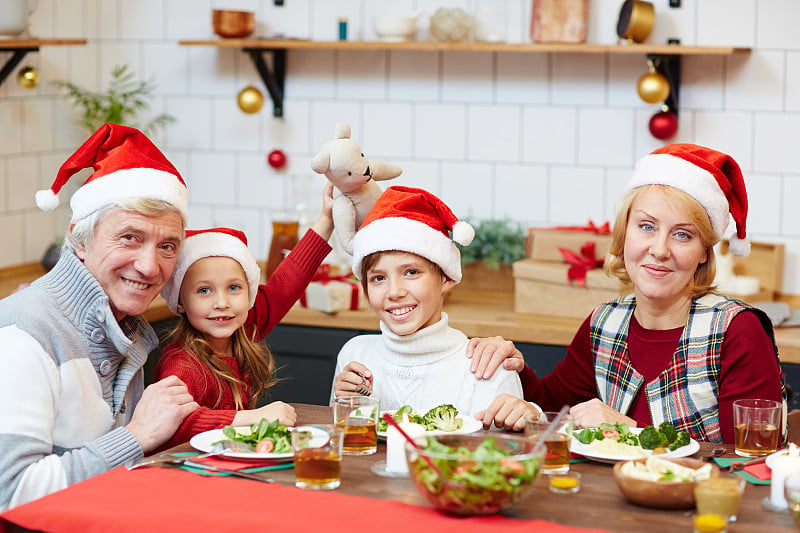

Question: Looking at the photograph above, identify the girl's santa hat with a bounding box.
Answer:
[36,122,188,221]
[161,227,261,314]
[352,186,475,283]
[628,143,750,257]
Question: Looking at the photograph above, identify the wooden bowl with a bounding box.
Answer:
[613,457,719,510]
[212,10,255,39]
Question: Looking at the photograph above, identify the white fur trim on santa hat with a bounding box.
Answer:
[69,167,189,221]
[161,232,261,315]
[352,217,464,283]
[628,153,730,239]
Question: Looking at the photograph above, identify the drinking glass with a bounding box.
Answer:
[292,425,343,490]
[333,396,380,456]
[524,411,574,474]
[732,399,781,457]
[784,474,800,528]
[694,474,746,522]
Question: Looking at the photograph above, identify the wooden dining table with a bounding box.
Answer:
[1,403,797,533]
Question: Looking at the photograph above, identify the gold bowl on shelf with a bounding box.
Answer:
[212,10,255,39]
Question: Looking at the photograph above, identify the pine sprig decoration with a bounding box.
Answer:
[457,218,527,269]
[54,65,175,136]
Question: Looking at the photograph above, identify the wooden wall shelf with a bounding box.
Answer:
[0,38,87,88]
[179,39,751,117]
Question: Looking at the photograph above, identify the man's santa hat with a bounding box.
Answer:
[628,143,750,257]
[161,227,261,314]
[36,123,188,221]
[352,186,475,283]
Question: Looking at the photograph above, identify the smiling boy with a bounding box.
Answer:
[330,186,523,416]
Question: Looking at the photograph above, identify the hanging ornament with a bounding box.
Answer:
[637,60,669,104]
[267,149,288,169]
[17,64,39,89]
[649,108,678,140]
[237,84,264,114]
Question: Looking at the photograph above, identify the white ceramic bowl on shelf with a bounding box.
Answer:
[373,15,418,42]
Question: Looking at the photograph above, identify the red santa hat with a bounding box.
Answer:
[352,186,475,283]
[627,143,750,257]
[161,227,261,314]
[36,123,188,221]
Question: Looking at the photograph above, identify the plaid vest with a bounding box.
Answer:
[590,293,781,443]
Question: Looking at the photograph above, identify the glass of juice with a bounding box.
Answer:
[524,411,574,474]
[292,425,343,490]
[694,474,746,522]
[732,398,781,457]
[333,396,380,456]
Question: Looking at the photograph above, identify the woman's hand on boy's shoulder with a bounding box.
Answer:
[466,336,525,379]
[333,361,373,398]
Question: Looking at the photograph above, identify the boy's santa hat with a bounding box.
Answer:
[36,122,188,221]
[161,227,261,314]
[352,186,475,283]
[628,143,750,257]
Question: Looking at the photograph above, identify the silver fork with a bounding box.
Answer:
[125,440,254,470]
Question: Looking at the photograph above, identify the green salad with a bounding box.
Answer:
[408,436,540,515]
[218,418,292,454]
[574,421,690,451]
[378,404,464,433]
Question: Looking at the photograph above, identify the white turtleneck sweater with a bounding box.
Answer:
[330,313,523,415]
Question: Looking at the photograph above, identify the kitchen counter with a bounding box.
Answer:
[4,262,800,363]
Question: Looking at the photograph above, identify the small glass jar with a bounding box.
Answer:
[548,471,580,494]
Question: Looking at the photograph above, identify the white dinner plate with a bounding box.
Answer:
[189,426,326,462]
[570,427,700,464]
[377,410,483,439]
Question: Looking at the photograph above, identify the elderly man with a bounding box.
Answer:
[0,124,200,510]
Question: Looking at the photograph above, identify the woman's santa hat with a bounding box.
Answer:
[161,227,261,314]
[627,143,750,257]
[36,122,188,221]
[352,186,475,283]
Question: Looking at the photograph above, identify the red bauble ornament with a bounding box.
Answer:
[267,149,287,169]
[648,110,678,140]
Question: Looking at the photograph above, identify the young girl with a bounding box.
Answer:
[155,185,334,447]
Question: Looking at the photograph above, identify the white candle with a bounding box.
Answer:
[770,443,800,509]
[386,422,426,473]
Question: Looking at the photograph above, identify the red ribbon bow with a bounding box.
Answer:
[557,241,604,287]
[550,220,611,234]
[300,264,360,310]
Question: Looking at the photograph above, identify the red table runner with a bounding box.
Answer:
[1,467,611,533]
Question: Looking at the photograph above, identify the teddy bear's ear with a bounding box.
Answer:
[311,151,330,174]
[333,122,351,139]
[369,160,403,181]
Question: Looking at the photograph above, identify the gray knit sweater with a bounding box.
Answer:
[0,248,151,510]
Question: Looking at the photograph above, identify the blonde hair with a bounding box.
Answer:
[604,184,718,299]
[167,319,276,409]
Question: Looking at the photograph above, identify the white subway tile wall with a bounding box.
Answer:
[2,0,800,295]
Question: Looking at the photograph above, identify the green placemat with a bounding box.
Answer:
[712,457,770,485]
[170,452,294,476]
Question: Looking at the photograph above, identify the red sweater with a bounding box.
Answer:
[155,229,331,447]
[519,309,783,443]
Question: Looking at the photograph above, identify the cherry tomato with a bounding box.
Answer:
[601,429,620,439]
[499,459,526,473]
[256,438,275,453]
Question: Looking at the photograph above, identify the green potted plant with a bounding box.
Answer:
[53,64,175,136]
[457,218,527,291]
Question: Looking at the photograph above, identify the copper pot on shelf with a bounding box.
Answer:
[212,9,255,39]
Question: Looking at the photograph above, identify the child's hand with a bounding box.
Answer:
[235,401,297,428]
[475,394,540,432]
[310,182,335,240]
[333,361,373,398]
[466,336,525,379]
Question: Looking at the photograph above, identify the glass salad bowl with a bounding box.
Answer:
[405,433,545,516]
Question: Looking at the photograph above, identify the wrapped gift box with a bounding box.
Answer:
[717,239,784,302]
[527,227,613,262]
[513,258,629,318]
[298,279,367,314]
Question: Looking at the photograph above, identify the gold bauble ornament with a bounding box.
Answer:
[17,64,39,89]
[637,69,670,104]
[237,84,264,114]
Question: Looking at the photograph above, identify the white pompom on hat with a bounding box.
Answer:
[161,227,261,314]
[352,186,475,283]
[627,143,750,257]
[36,123,188,221]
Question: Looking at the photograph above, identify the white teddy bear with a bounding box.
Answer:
[311,122,402,256]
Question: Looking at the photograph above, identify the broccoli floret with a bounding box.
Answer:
[638,425,668,450]
[658,422,679,444]
[668,431,691,451]
[423,403,463,432]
